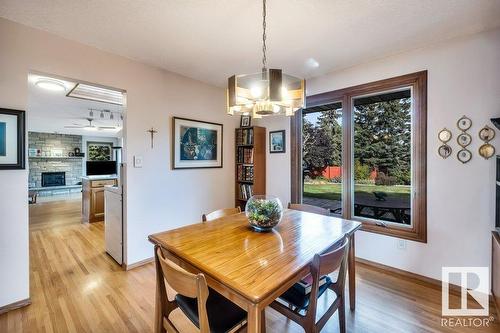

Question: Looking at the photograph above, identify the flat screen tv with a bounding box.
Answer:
[86,161,117,176]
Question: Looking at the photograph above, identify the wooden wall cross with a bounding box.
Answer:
[147,127,158,148]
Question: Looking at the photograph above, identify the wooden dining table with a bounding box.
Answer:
[148,209,361,333]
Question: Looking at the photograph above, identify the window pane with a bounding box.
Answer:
[302,103,343,215]
[353,89,412,225]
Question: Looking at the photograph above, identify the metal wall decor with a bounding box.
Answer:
[437,128,452,158]
[457,115,472,131]
[456,115,472,164]
[478,125,495,159]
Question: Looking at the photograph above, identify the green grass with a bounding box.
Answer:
[303,183,410,201]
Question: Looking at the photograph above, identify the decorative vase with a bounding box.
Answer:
[245,195,283,232]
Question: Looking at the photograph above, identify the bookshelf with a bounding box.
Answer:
[235,126,266,210]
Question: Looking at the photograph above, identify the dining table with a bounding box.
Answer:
[148,208,362,333]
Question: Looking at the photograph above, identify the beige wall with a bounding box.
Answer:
[0,18,238,307]
[265,28,500,282]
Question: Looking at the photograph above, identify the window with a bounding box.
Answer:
[87,142,113,161]
[291,71,427,242]
[302,102,343,216]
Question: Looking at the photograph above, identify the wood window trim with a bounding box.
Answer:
[291,71,427,243]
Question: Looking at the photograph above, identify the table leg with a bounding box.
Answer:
[261,308,266,333]
[247,303,264,333]
[348,232,356,311]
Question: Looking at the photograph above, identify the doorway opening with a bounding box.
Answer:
[27,72,126,266]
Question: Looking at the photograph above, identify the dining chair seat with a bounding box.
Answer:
[176,288,247,333]
[279,276,333,310]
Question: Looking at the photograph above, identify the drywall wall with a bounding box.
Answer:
[266,28,500,281]
[0,18,238,307]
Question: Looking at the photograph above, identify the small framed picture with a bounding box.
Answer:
[0,108,25,169]
[240,115,251,128]
[269,130,286,153]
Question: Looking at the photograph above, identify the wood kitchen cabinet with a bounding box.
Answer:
[82,177,117,223]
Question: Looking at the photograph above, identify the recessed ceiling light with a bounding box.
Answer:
[35,79,67,92]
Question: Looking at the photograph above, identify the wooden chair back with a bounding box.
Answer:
[270,236,350,333]
[288,203,330,216]
[155,246,211,333]
[308,236,349,332]
[202,207,241,222]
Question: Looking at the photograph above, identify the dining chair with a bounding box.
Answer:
[288,203,330,216]
[270,237,349,333]
[154,245,247,333]
[202,207,241,222]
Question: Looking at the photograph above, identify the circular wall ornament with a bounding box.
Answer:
[457,116,472,131]
[457,149,472,164]
[479,125,495,143]
[479,143,495,159]
[438,128,452,143]
[457,132,472,147]
[438,144,452,159]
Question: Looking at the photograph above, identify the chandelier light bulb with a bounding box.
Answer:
[250,86,262,98]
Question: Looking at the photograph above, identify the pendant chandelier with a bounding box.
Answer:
[227,0,305,118]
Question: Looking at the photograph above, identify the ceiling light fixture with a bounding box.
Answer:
[227,0,305,118]
[35,78,67,92]
[67,83,125,105]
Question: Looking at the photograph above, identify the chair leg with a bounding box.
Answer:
[338,295,346,333]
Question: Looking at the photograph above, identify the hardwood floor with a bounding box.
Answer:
[0,199,498,332]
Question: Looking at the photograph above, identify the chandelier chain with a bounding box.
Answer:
[262,0,267,71]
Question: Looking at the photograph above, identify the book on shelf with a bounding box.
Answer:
[238,184,253,200]
[237,165,254,182]
[236,128,254,145]
[292,274,329,295]
[237,147,254,164]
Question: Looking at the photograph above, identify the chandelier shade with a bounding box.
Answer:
[227,69,305,118]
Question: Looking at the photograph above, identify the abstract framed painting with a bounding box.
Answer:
[0,108,25,170]
[172,117,223,169]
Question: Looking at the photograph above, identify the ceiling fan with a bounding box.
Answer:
[64,118,117,130]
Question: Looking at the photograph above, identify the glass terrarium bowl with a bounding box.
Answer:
[245,195,283,232]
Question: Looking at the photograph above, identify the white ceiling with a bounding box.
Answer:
[2,1,500,87]
[27,74,124,137]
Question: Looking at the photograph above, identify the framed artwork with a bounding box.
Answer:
[0,108,25,170]
[87,142,113,161]
[172,117,223,169]
[269,130,286,153]
[240,115,251,127]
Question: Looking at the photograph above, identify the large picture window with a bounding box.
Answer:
[291,71,427,242]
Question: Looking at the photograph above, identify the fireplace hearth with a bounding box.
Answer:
[41,172,66,187]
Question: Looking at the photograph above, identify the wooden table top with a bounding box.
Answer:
[149,209,361,303]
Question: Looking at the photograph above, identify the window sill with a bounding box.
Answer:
[356,218,427,243]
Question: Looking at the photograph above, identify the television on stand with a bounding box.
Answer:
[86,160,117,176]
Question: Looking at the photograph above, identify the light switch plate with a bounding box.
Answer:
[134,155,143,168]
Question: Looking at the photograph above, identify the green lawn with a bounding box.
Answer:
[303,183,410,201]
